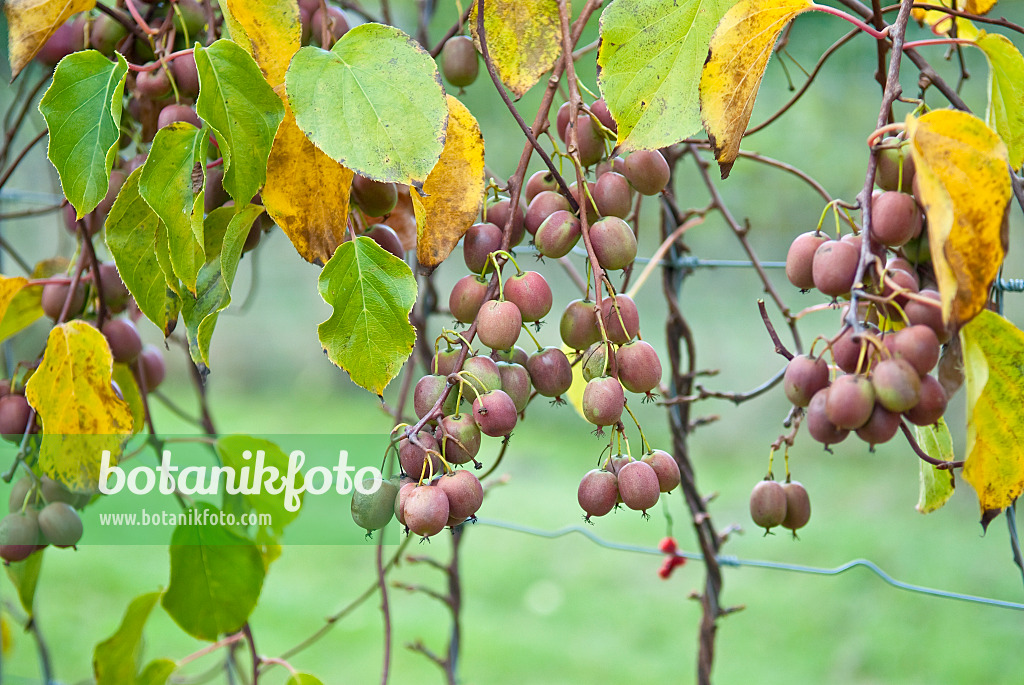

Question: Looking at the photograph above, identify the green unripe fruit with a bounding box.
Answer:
[0,512,40,562]
[351,477,399,533]
[441,35,479,88]
[38,501,82,547]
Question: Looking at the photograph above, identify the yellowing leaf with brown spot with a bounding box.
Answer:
[469,0,560,99]
[699,0,814,178]
[223,0,300,90]
[411,95,485,270]
[961,310,1024,529]
[263,112,354,265]
[4,0,95,80]
[25,321,133,493]
[906,110,1010,327]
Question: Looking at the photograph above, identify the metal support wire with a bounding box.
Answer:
[474,518,1024,612]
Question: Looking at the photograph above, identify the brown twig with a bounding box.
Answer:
[0,128,48,192]
[429,5,474,57]
[759,300,795,361]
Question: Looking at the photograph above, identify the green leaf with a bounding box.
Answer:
[318,236,417,396]
[93,591,161,685]
[4,549,43,613]
[195,39,286,203]
[976,31,1024,170]
[137,659,176,685]
[286,675,325,685]
[598,0,734,151]
[215,435,301,537]
[139,124,208,295]
[960,310,1024,529]
[38,50,128,218]
[285,23,447,188]
[179,205,263,368]
[161,502,265,641]
[105,167,182,336]
[0,285,43,344]
[916,418,955,514]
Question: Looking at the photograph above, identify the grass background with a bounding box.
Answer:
[2,1,1024,683]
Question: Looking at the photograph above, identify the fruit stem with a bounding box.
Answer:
[766,446,775,482]
[623,401,651,454]
[520,324,543,352]
[491,249,522,276]
[453,374,483,403]
[487,253,507,299]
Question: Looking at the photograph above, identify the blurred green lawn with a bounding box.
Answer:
[3,2,1024,684]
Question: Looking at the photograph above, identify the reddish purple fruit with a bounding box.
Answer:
[876,138,916,192]
[496,361,531,413]
[904,290,951,344]
[414,374,457,418]
[136,345,166,391]
[171,52,200,97]
[601,294,640,344]
[616,340,662,395]
[476,300,523,351]
[534,209,581,258]
[871,191,922,247]
[102,318,143,364]
[590,216,637,271]
[562,114,605,167]
[890,325,940,376]
[98,262,130,313]
[871,359,921,413]
[905,374,947,426]
[591,98,616,133]
[525,347,572,399]
[157,104,201,130]
[812,239,859,297]
[437,470,483,519]
[526,170,558,203]
[403,485,450,538]
[438,413,482,464]
[560,299,601,350]
[578,469,618,520]
[311,6,350,44]
[749,480,787,531]
[485,198,525,247]
[641,449,680,493]
[623,150,670,196]
[365,224,405,259]
[431,347,460,376]
[503,271,552,322]
[783,355,829,407]
[781,481,811,532]
[806,388,849,445]
[617,460,660,512]
[0,513,40,562]
[786,232,827,290]
[449,275,489,324]
[135,65,172,100]
[463,222,503,273]
[582,376,624,427]
[38,502,82,547]
[525,190,572,235]
[399,431,442,480]
[352,175,398,217]
[825,374,876,430]
[41,281,86,321]
[594,171,632,219]
[472,390,518,436]
[855,403,901,445]
[0,395,32,441]
[462,355,502,394]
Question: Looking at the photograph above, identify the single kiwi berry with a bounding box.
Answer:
[781,481,811,533]
[525,347,572,399]
[785,232,827,290]
[562,114,604,168]
[641,449,681,493]
[503,271,553,322]
[616,460,660,512]
[0,395,32,441]
[871,359,921,413]
[472,389,518,437]
[594,171,632,219]
[102,318,143,364]
[352,175,398,217]
[525,190,572,235]
[431,347,460,376]
[438,412,482,464]
[871,191,922,247]
[825,374,875,430]
[569,181,599,223]
[622,150,670,196]
[97,262,131,313]
[476,300,523,351]
[36,19,86,66]
[399,431,442,480]
[855,403,901,446]
[832,326,879,374]
[560,299,601,350]
[365,224,405,260]
[157,104,201,130]
[556,102,572,143]
[492,345,529,367]
[534,209,581,258]
[749,480,787,531]
[394,481,417,526]
[0,512,40,562]
[462,355,502,394]
[8,477,40,513]
[806,388,849,445]
[616,340,662,395]
[136,345,166,391]
[590,216,637,271]
[41,281,86,321]
[904,290,951,344]
[38,497,82,544]
[351,477,398,533]
[578,469,618,520]
[581,342,610,383]
[90,13,128,55]
[812,239,859,297]
[462,221,502,273]
[437,470,483,519]
[904,374,947,426]
[783,354,829,407]
[171,52,201,96]
[890,324,940,376]
[582,376,625,427]
[449,274,489,324]
[525,170,558,203]
[403,485,450,538]
[485,198,525,247]
[601,294,640,344]
[413,374,458,419]
[590,98,617,132]
[876,137,916,192]
[496,361,531,413]
[441,35,479,87]
[134,65,172,100]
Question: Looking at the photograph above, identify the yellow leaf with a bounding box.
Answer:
[469,0,561,99]
[25,321,133,493]
[906,110,1011,327]
[412,95,485,270]
[263,112,354,265]
[961,310,1024,528]
[0,276,30,325]
[563,345,587,424]
[4,0,95,79]
[975,31,1024,169]
[699,0,814,178]
[112,363,145,436]
[967,0,997,13]
[223,0,300,90]
[916,418,955,514]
